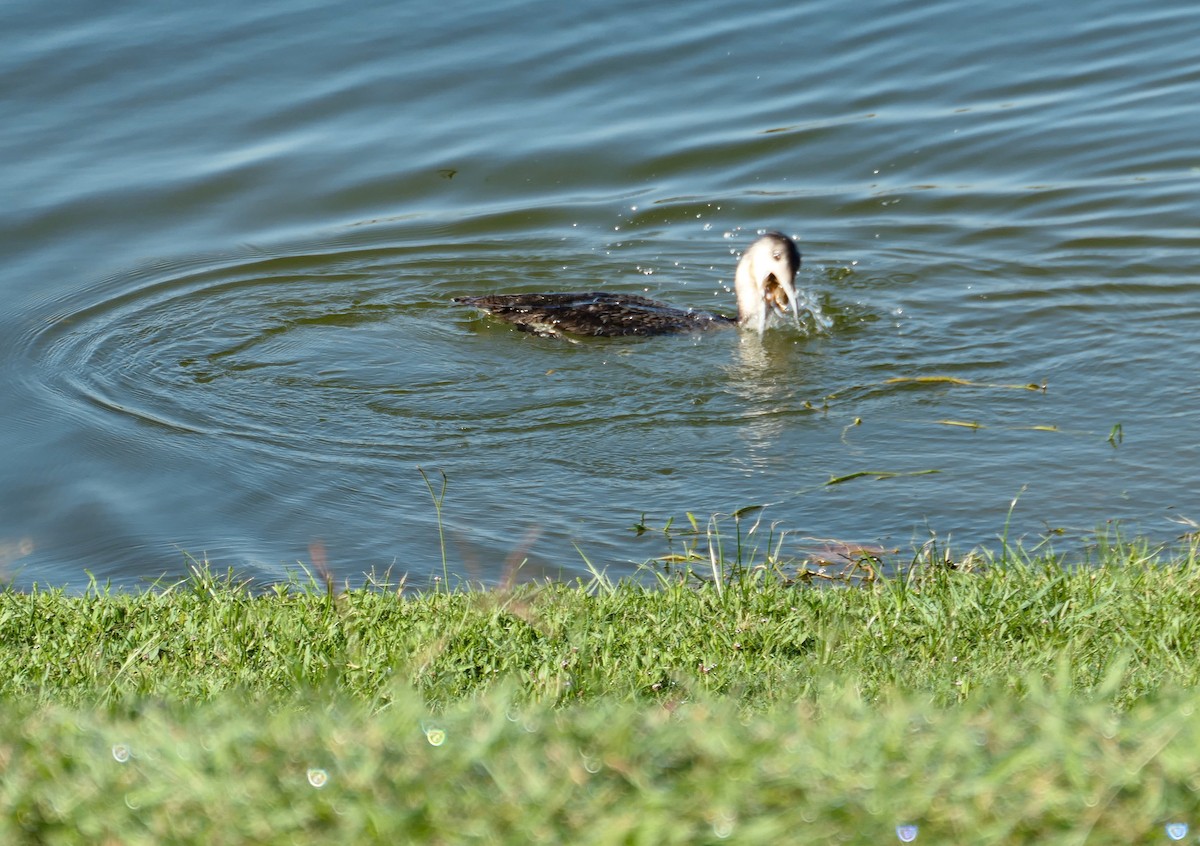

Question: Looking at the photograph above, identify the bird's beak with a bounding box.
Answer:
[762,271,803,331]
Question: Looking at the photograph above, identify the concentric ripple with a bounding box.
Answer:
[24,226,841,477]
[28,244,487,465]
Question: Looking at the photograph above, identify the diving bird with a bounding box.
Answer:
[455,232,803,338]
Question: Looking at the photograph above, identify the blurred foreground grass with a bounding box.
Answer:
[4,536,1200,843]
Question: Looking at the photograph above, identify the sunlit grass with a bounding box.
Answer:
[3,532,1200,842]
[4,671,1200,843]
[4,533,1200,709]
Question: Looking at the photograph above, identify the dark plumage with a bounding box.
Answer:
[454,291,735,337]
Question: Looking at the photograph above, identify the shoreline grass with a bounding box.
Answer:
[4,534,1200,842]
[5,534,1199,709]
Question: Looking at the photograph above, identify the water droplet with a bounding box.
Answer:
[896,823,919,842]
[112,744,131,763]
[307,768,329,788]
[712,811,736,839]
[1166,823,1189,841]
[424,725,446,746]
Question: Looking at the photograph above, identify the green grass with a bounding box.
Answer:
[5,678,1200,844]
[4,534,1200,842]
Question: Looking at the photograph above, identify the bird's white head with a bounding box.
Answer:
[733,232,803,334]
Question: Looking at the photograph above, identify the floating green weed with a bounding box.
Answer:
[825,468,940,485]
[824,374,1047,403]
[883,375,1045,390]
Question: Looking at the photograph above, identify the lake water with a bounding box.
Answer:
[4,0,1200,588]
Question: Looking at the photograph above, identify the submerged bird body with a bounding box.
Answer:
[454,291,735,337]
[456,232,803,339]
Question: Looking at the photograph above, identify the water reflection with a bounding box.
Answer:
[725,334,814,472]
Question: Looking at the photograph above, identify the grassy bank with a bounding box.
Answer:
[4,536,1200,842]
[6,678,1200,844]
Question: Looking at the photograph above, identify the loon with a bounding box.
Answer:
[455,232,803,338]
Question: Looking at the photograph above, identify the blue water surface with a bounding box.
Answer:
[2,0,1199,586]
